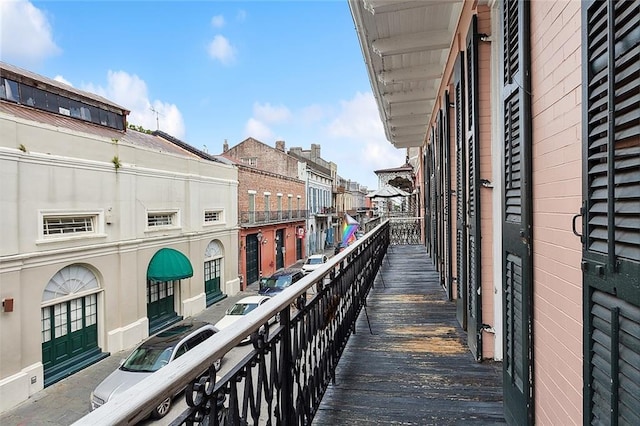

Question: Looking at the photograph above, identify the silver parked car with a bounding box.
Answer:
[90,320,221,419]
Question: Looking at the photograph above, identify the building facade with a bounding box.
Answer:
[289,145,336,253]
[222,138,307,285]
[0,62,239,412]
[351,1,639,425]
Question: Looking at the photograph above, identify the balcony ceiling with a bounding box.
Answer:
[349,0,463,148]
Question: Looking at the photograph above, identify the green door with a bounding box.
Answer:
[276,229,285,269]
[42,294,101,386]
[204,258,222,306]
[147,280,179,334]
[246,234,259,285]
[582,1,640,423]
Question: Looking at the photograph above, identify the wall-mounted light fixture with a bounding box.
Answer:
[479,33,492,42]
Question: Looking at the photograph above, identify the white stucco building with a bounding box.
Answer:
[0,62,239,412]
[289,145,335,254]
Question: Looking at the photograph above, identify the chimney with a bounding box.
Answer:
[311,143,320,160]
[275,140,285,151]
[223,139,229,152]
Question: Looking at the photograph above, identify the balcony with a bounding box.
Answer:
[239,210,308,226]
[76,221,503,425]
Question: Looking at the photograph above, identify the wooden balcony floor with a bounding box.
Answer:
[313,244,505,425]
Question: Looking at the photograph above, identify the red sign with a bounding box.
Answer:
[296,227,305,239]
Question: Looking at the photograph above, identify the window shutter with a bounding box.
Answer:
[583,1,640,424]
[501,1,534,424]
[454,52,468,329]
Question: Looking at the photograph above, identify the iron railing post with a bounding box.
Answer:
[279,306,295,425]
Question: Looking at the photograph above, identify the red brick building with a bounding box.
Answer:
[222,138,307,288]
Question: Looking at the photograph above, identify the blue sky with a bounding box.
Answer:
[1,0,406,189]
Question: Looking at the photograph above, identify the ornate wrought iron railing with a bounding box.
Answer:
[239,210,308,226]
[74,221,390,426]
[388,216,422,245]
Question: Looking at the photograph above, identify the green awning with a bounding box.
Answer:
[147,248,193,281]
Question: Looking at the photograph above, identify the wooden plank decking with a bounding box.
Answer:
[313,245,505,425]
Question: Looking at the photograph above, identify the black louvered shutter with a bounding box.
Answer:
[436,110,445,285]
[502,1,534,424]
[466,15,482,361]
[429,134,438,262]
[583,1,640,424]
[424,149,430,249]
[443,94,453,300]
[454,52,468,329]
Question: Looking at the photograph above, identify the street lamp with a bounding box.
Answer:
[256,230,263,279]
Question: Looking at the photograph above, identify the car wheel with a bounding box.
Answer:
[152,396,172,419]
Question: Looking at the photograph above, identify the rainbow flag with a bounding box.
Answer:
[341,214,359,246]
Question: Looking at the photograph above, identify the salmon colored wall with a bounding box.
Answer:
[475,6,496,359]
[425,4,497,359]
[239,223,304,289]
[530,1,583,423]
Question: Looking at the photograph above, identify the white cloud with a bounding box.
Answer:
[253,102,291,124]
[299,104,327,125]
[326,92,383,139]
[244,118,274,142]
[82,70,185,139]
[53,75,72,86]
[0,0,61,65]
[207,35,236,65]
[325,92,405,187]
[236,10,247,22]
[211,15,225,28]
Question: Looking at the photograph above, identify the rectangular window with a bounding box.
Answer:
[70,299,82,332]
[54,303,68,338]
[242,157,257,166]
[277,194,283,219]
[204,261,212,280]
[42,308,51,343]
[43,215,95,236]
[249,192,256,223]
[85,294,97,326]
[147,211,177,228]
[0,78,18,102]
[148,280,159,303]
[204,210,222,223]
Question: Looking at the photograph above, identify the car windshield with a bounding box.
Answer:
[264,276,292,289]
[120,346,172,373]
[228,302,259,315]
[306,258,324,265]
